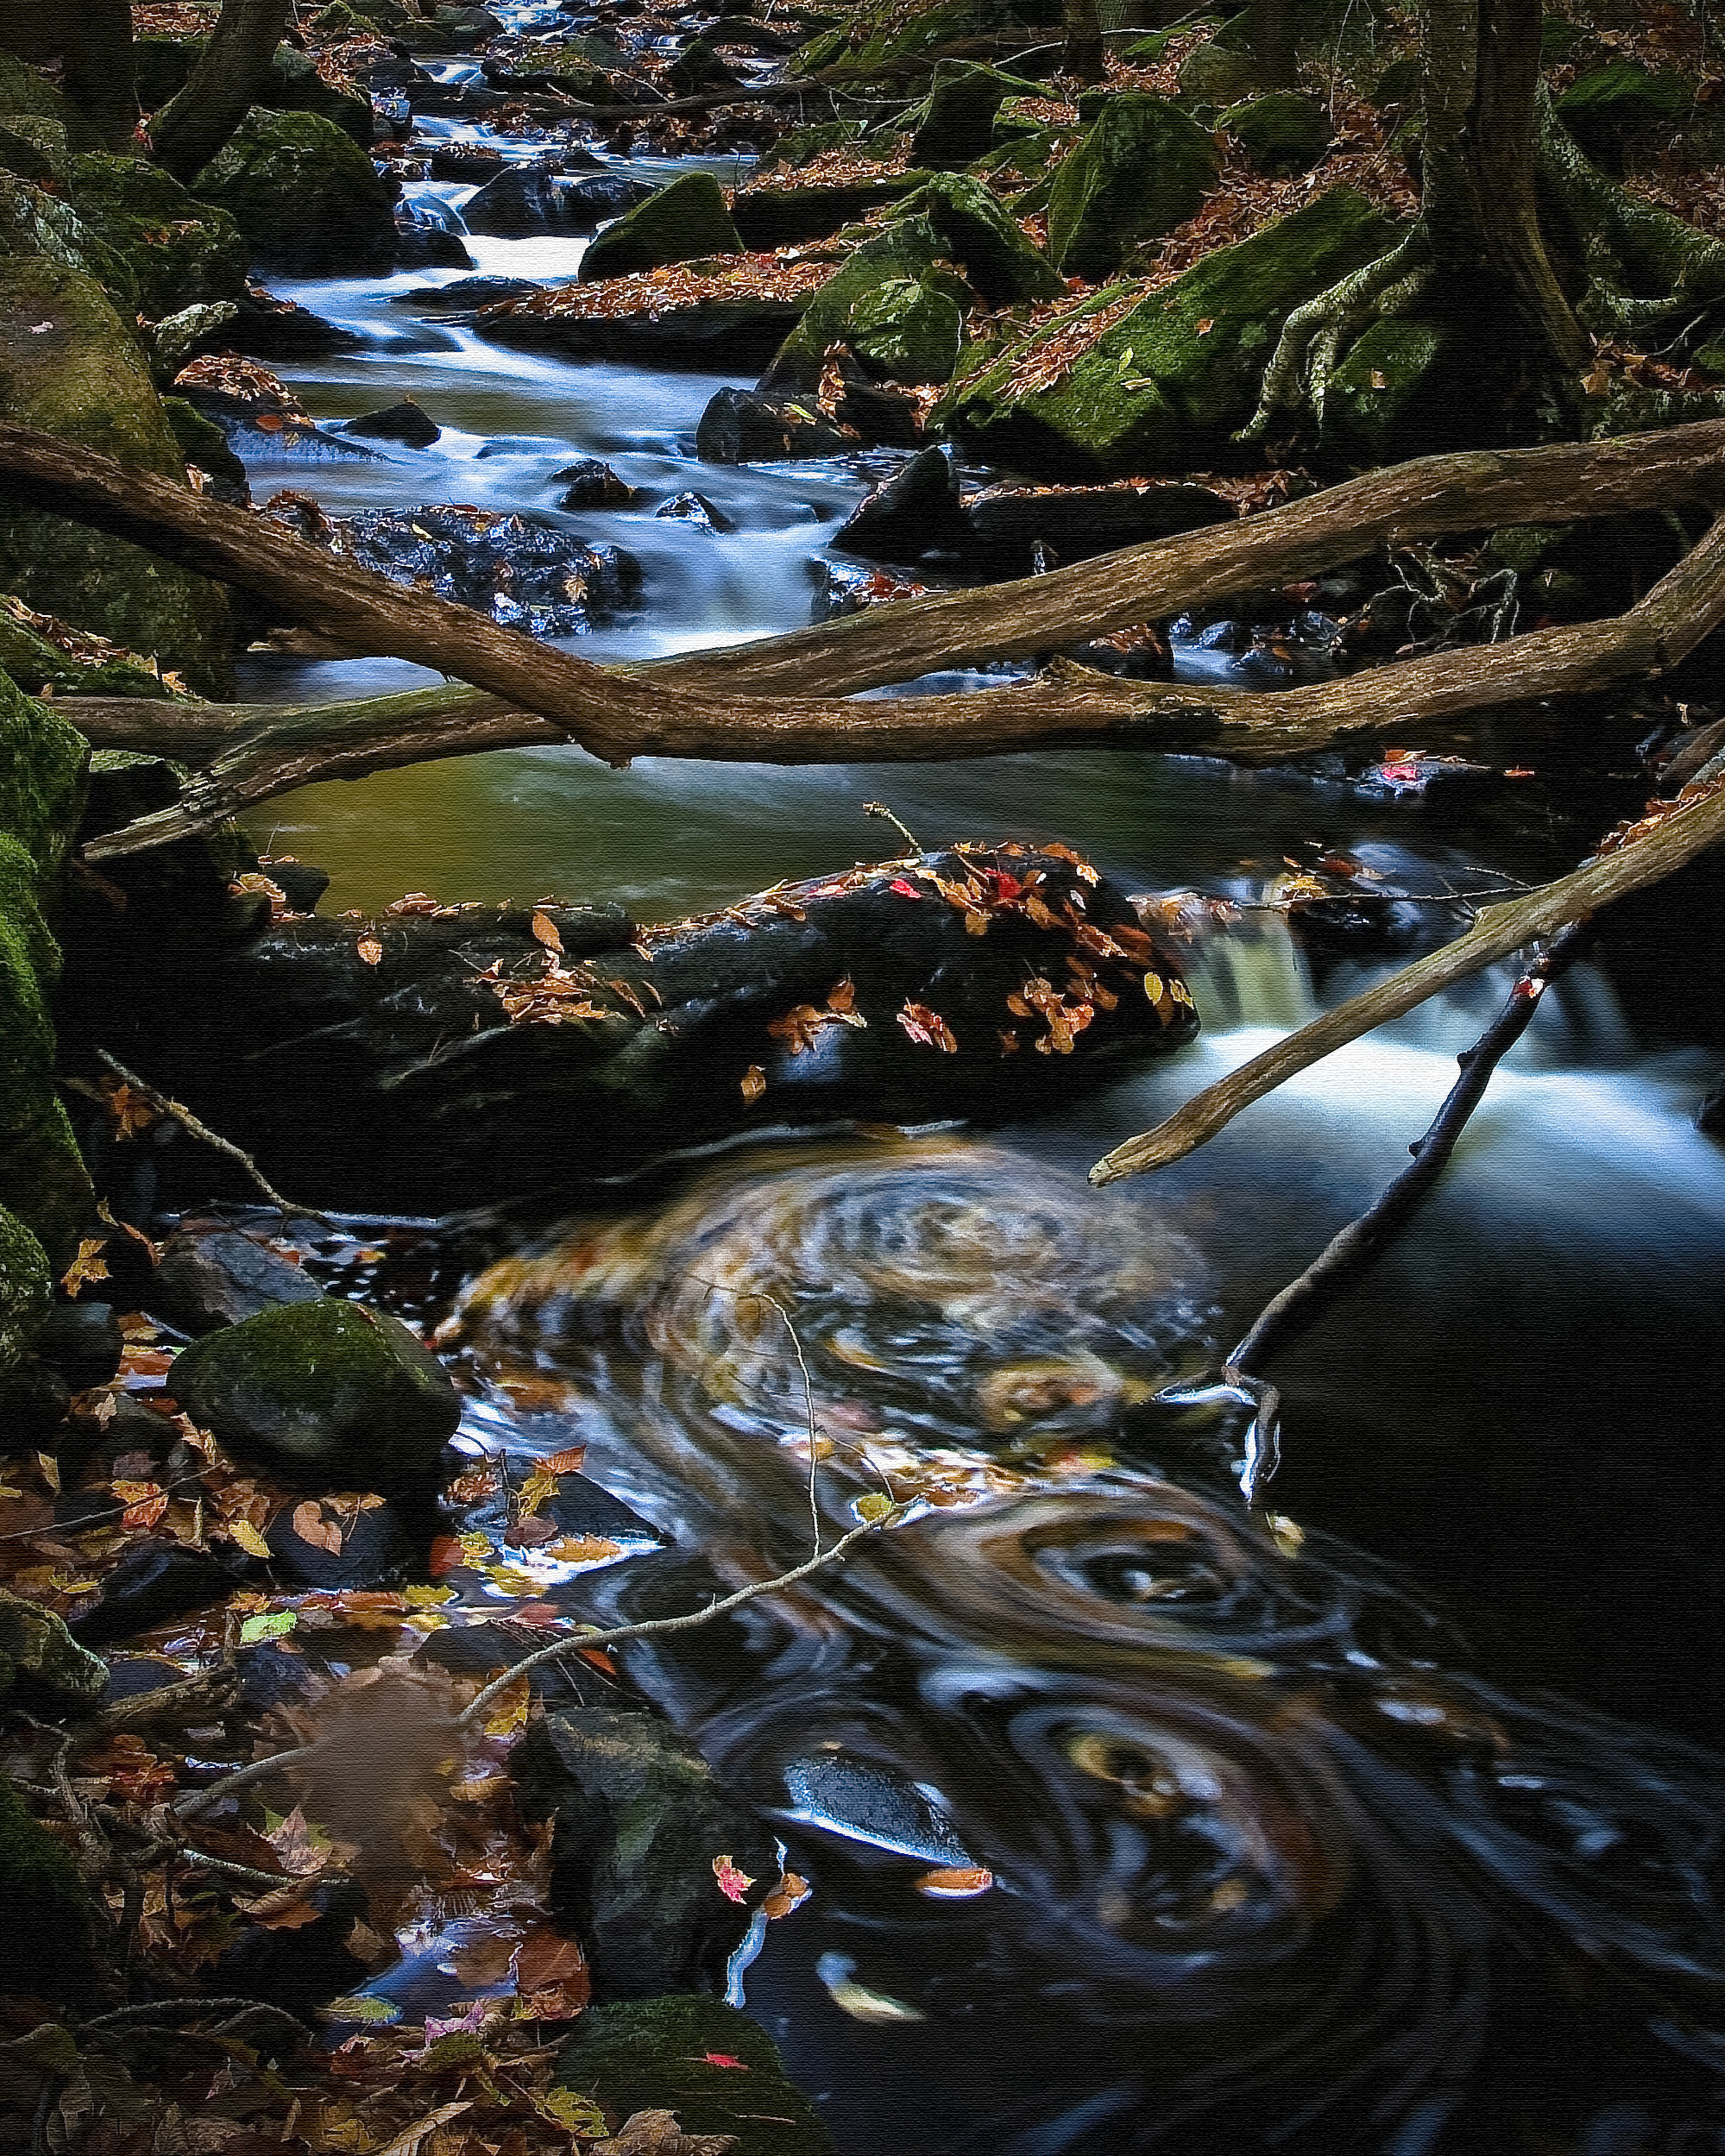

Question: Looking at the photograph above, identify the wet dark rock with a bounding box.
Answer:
[228,285,367,358]
[555,1997,836,2156]
[269,859,332,914]
[393,218,474,270]
[551,456,642,508]
[961,477,1234,573]
[162,394,252,506]
[0,1357,70,1448]
[211,1876,375,2016]
[1067,621,1174,679]
[664,38,746,94]
[694,384,849,462]
[167,1299,462,1509]
[513,1707,783,1999]
[394,273,545,312]
[710,13,800,52]
[908,59,1047,167]
[154,1222,327,1334]
[0,1588,106,1708]
[1698,1073,1725,1139]
[730,168,927,249]
[340,398,443,447]
[561,171,658,228]
[538,1473,666,1547]
[56,1391,177,1491]
[578,170,743,281]
[264,1491,419,1590]
[427,143,508,184]
[71,1543,252,1647]
[463,162,651,236]
[829,367,929,447]
[654,488,734,533]
[834,445,970,562]
[35,1298,123,1390]
[262,500,642,633]
[415,1616,615,1713]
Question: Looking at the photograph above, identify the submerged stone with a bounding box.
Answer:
[556,1996,835,2156]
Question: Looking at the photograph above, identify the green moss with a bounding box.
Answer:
[0,52,97,152]
[848,270,967,380]
[0,672,88,877]
[192,109,398,276]
[1047,94,1219,281]
[0,1199,51,1375]
[68,154,249,320]
[0,173,140,312]
[1219,91,1333,175]
[557,1997,834,2156]
[936,185,1399,475]
[0,1774,95,1999]
[579,172,744,283]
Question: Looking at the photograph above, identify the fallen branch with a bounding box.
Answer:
[93,1049,330,1223]
[1196,921,1590,1500]
[71,505,1725,858]
[1091,772,1725,1184]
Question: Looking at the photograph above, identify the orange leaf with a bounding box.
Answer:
[291,1499,346,1556]
[896,1001,958,1053]
[740,1064,766,1103]
[538,1443,588,1476]
[914,1864,994,1898]
[356,936,382,966]
[532,909,563,952]
[514,1926,588,1998]
[1195,317,1213,335]
[60,1238,110,1298]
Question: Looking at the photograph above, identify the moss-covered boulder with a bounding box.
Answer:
[0,595,176,699]
[0,1590,106,1709]
[68,154,249,320]
[0,50,98,154]
[1175,29,1263,104]
[557,1997,835,2156]
[764,173,1060,392]
[577,171,743,283]
[906,60,1047,167]
[1557,62,1689,171]
[193,110,398,277]
[1220,91,1333,174]
[847,268,968,381]
[0,1198,51,1375]
[0,1775,95,2001]
[937,185,1400,477]
[1047,93,1218,282]
[1319,314,1508,463]
[0,173,140,311]
[0,118,67,185]
[262,46,376,148]
[797,0,990,74]
[0,257,234,693]
[167,1298,462,1508]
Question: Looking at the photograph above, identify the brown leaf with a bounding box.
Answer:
[60,1237,111,1297]
[292,1499,346,1556]
[896,1002,958,1053]
[740,1064,766,1103]
[538,1443,588,1476]
[356,936,383,967]
[531,909,563,953]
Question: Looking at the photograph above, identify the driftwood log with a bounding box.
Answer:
[0,417,1720,855]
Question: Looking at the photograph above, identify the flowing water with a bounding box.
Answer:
[223,92,1725,2151]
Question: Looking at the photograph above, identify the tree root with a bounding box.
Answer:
[1090,764,1725,1185]
[1240,226,1436,443]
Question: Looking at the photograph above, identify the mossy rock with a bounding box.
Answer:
[0,51,98,153]
[0,1198,51,1376]
[0,173,140,311]
[848,269,967,380]
[0,1590,105,1708]
[936,185,1400,476]
[168,1298,462,1505]
[764,120,865,168]
[1176,35,1263,104]
[193,109,399,277]
[0,1775,95,2000]
[1557,63,1690,170]
[1219,91,1333,174]
[0,118,68,185]
[578,172,743,282]
[1047,93,1218,281]
[905,60,1048,166]
[796,0,979,73]
[262,46,376,148]
[0,257,234,695]
[1319,314,1534,462]
[557,1996,835,2156]
[68,154,249,320]
[0,597,179,700]
[161,394,249,500]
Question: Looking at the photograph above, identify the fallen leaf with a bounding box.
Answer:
[712,1854,753,1903]
[896,1001,958,1053]
[61,1238,110,1297]
[913,1864,994,1897]
[375,2101,471,2156]
[239,1610,299,1645]
[538,1443,587,1476]
[228,1518,273,1561]
[700,2053,746,2070]
[740,1064,766,1103]
[531,909,563,953]
[292,1499,346,1556]
[356,936,383,966]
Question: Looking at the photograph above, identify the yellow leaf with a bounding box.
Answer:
[482,1673,531,1739]
[229,1518,273,1560]
[60,1238,110,1297]
[1195,317,1213,335]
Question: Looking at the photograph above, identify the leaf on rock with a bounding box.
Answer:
[229,1518,274,1561]
[538,1443,588,1476]
[61,1238,111,1298]
[531,910,563,953]
[357,936,383,966]
[740,1064,766,1103]
[293,1499,347,1556]
[711,1853,753,1903]
[239,1609,299,1645]
[896,1002,958,1053]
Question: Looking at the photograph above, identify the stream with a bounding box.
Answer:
[204,60,1725,2152]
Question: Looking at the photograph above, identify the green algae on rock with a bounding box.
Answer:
[578,172,744,284]
[67,153,249,321]
[193,109,398,277]
[0,1774,95,2001]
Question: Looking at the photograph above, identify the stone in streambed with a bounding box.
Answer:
[833,443,969,560]
[577,170,743,282]
[341,398,442,447]
[167,1298,462,1507]
[513,1707,783,2000]
[154,1221,327,1334]
[65,154,249,319]
[463,165,651,237]
[655,489,734,533]
[556,1996,835,2156]
[551,456,644,508]
[695,384,850,462]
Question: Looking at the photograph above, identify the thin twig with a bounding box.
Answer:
[92,1050,331,1226]
[455,1512,899,1732]
[863,801,923,857]
[1166,923,1591,1501]
[173,1742,322,1819]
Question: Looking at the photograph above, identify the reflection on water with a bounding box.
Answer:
[440,1128,1725,2152]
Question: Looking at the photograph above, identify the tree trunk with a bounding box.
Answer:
[1420,0,1588,368]
[1062,0,1106,83]
[0,3,137,151]
[148,0,294,185]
